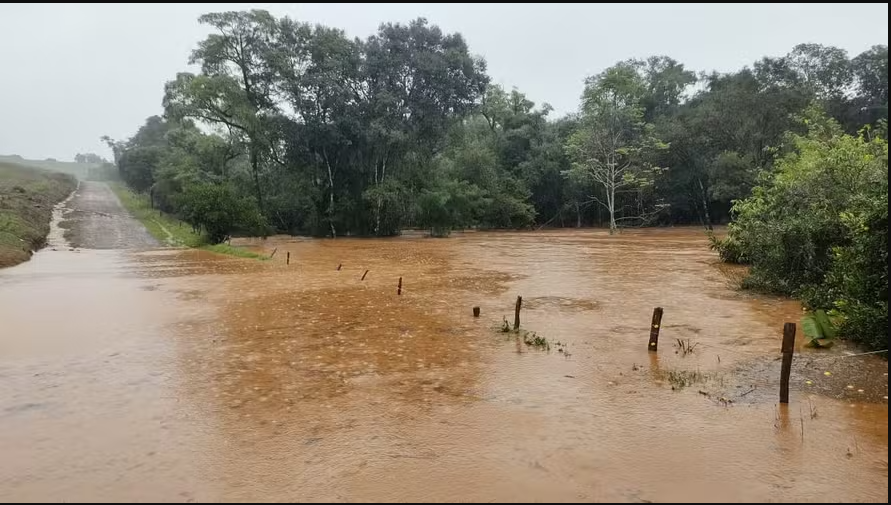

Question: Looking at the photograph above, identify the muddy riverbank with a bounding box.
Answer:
[1,228,886,502]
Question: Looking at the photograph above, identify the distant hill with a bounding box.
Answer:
[0,154,104,180]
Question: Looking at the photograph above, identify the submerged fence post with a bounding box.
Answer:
[648,307,664,351]
[473,306,481,318]
[337,263,342,271]
[361,270,369,281]
[514,296,523,331]
[269,248,277,259]
[397,277,402,295]
[286,251,290,265]
[780,322,796,404]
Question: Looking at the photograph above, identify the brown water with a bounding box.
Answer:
[1,229,887,502]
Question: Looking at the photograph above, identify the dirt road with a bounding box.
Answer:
[61,181,157,249]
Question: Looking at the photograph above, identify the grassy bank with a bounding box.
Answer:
[0,162,77,268]
[110,183,267,260]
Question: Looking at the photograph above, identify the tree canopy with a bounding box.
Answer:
[108,11,886,244]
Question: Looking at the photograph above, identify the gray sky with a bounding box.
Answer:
[1,3,887,161]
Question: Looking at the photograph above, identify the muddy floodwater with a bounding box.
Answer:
[1,227,887,502]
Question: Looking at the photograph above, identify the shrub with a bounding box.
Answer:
[714,111,888,350]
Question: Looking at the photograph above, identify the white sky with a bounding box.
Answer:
[0,3,887,160]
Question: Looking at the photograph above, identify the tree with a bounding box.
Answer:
[851,45,889,127]
[273,22,361,237]
[164,10,281,215]
[359,17,489,235]
[564,63,667,233]
[638,56,697,121]
[110,116,179,192]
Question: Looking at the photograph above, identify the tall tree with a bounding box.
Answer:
[164,10,281,215]
[851,45,889,127]
[564,63,667,234]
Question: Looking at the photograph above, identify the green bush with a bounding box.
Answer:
[177,183,267,243]
[416,179,487,237]
[825,177,888,350]
[714,112,888,350]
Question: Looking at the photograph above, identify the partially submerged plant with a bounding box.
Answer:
[522,331,550,352]
[675,338,699,356]
[661,368,713,390]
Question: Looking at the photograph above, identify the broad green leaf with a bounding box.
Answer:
[801,313,823,342]
[814,309,837,339]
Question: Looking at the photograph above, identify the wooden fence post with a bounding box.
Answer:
[473,306,481,318]
[648,307,664,351]
[361,270,369,281]
[397,277,403,295]
[286,251,290,265]
[269,248,277,259]
[514,296,523,331]
[780,322,796,404]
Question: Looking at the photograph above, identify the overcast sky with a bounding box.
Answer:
[0,3,887,161]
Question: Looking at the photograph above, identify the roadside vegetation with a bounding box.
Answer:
[110,183,267,260]
[0,161,76,268]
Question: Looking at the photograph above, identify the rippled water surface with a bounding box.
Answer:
[1,229,887,502]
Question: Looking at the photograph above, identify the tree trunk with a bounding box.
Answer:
[575,201,581,228]
[250,146,264,216]
[697,178,713,231]
[374,154,387,236]
[323,150,337,238]
[608,182,617,235]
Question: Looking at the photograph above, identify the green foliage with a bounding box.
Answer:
[714,111,888,350]
[824,167,888,350]
[814,309,838,340]
[802,313,823,341]
[113,9,886,243]
[802,310,836,348]
[416,179,486,237]
[177,183,266,243]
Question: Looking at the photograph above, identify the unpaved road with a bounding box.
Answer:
[61,181,157,249]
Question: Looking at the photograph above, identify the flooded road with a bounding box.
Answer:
[1,228,887,502]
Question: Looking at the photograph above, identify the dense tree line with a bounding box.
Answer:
[107,10,887,240]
